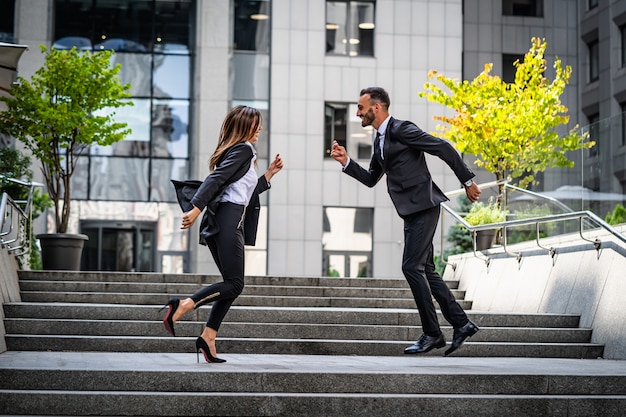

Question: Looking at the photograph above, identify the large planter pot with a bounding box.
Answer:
[475,229,497,251]
[37,233,89,271]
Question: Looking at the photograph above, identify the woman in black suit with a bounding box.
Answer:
[162,105,283,363]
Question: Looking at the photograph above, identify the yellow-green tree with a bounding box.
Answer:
[420,37,593,193]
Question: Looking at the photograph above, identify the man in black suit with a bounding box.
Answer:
[330,86,482,356]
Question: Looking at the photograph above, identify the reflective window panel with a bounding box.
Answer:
[326,1,375,57]
[89,157,150,201]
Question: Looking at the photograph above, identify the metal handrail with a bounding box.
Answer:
[0,176,44,257]
[439,180,626,268]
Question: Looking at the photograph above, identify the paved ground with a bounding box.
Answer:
[2,351,626,376]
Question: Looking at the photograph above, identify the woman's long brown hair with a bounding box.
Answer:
[209,105,261,170]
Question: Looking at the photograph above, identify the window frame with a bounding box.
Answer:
[325,0,376,57]
[322,206,374,278]
[324,101,375,160]
[588,113,600,157]
[588,39,599,83]
[502,0,543,17]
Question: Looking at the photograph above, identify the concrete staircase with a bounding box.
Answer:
[1,270,625,416]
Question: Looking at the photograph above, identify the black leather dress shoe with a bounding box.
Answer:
[444,320,479,356]
[404,333,446,354]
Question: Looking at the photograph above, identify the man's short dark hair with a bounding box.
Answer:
[360,87,390,110]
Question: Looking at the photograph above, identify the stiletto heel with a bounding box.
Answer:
[159,299,180,337]
[195,337,226,363]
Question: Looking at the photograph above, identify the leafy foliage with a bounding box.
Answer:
[464,197,508,226]
[605,203,626,225]
[0,45,132,233]
[419,37,593,191]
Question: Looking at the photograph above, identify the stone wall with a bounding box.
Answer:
[0,248,21,353]
[445,225,626,359]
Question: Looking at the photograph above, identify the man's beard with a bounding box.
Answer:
[360,109,374,127]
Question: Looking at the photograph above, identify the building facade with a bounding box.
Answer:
[3,0,624,278]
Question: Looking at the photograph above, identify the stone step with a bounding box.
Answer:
[17,270,430,288]
[4,318,594,343]
[4,334,604,358]
[2,268,615,416]
[4,390,624,417]
[3,303,583,328]
[0,352,624,416]
[3,352,624,395]
[20,279,455,299]
[18,291,472,309]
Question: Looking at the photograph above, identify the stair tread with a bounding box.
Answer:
[0,351,622,375]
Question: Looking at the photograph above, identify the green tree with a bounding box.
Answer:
[419,37,593,199]
[0,45,132,233]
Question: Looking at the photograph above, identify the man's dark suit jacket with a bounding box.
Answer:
[344,117,474,217]
[171,143,270,246]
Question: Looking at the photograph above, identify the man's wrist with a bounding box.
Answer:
[463,178,474,187]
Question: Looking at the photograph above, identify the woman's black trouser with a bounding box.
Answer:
[190,202,246,331]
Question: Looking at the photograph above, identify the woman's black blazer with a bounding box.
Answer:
[172,143,270,246]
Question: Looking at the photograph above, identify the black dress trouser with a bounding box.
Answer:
[190,202,246,331]
[401,205,469,335]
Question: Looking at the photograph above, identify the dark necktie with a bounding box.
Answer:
[375,131,384,160]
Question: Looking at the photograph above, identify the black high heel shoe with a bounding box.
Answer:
[159,299,180,337]
[196,337,226,363]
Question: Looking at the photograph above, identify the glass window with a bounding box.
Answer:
[621,25,626,68]
[502,54,523,83]
[89,157,150,201]
[588,113,600,157]
[153,54,190,99]
[53,0,194,205]
[152,99,189,158]
[326,1,375,57]
[324,102,374,159]
[588,40,599,82]
[54,0,193,53]
[153,1,192,54]
[150,158,189,202]
[234,0,270,52]
[0,0,15,43]
[502,0,543,17]
[588,0,598,10]
[113,53,152,97]
[70,156,89,200]
[232,53,270,101]
[90,99,151,158]
[621,103,626,146]
[322,207,373,277]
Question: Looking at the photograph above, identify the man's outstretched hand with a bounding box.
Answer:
[329,140,348,166]
[465,181,481,202]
